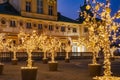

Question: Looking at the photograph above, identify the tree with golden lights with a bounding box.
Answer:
[37,34,51,63]
[18,30,39,68]
[48,36,61,63]
[64,38,72,62]
[80,0,120,79]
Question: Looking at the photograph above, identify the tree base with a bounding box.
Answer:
[88,64,102,76]
[65,58,70,63]
[0,63,4,75]
[48,61,58,71]
[26,60,34,66]
[12,59,18,65]
[96,57,100,62]
[42,58,48,64]
[110,57,115,61]
[21,67,38,80]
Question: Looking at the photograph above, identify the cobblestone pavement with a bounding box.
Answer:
[0,59,120,80]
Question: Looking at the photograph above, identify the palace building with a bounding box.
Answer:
[0,0,89,54]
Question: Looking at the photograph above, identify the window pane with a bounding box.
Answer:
[26,2,31,12]
[48,5,53,15]
[84,27,88,32]
[10,20,16,27]
[38,24,42,29]
[73,28,77,33]
[37,0,43,14]
[49,25,53,31]
[26,23,32,29]
[61,27,65,32]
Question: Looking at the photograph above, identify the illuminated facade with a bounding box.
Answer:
[0,0,89,53]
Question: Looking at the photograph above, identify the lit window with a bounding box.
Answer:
[38,24,42,29]
[26,23,32,29]
[61,27,65,32]
[26,1,31,12]
[10,20,16,27]
[48,5,53,15]
[37,0,43,14]
[49,25,53,31]
[73,28,77,33]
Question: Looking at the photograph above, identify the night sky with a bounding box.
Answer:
[58,0,120,22]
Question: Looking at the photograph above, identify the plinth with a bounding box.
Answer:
[12,59,18,65]
[88,64,102,76]
[42,58,48,64]
[65,58,70,63]
[96,57,100,62]
[0,63,4,75]
[110,57,115,61]
[21,67,38,80]
[48,61,58,71]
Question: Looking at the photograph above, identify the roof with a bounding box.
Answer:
[0,2,78,24]
[57,12,79,23]
[0,2,20,15]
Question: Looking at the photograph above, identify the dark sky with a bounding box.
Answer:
[58,0,120,21]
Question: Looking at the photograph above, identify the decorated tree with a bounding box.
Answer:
[37,34,51,63]
[80,0,120,79]
[64,38,72,62]
[7,40,22,65]
[48,36,61,62]
[18,30,39,68]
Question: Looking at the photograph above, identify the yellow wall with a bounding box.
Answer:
[21,0,57,21]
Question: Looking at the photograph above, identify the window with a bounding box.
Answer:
[1,19,6,24]
[56,26,59,29]
[84,27,88,32]
[48,5,53,15]
[68,27,71,30]
[38,24,42,29]
[44,25,48,28]
[26,23,32,29]
[37,0,43,14]
[19,21,23,26]
[49,25,53,31]
[61,27,65,32]
[73,28,77,33]
[26,1,31,12]
[12,40,16,45]
[10,20,16,27]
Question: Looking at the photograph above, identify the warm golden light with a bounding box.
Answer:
[80,0,120,79]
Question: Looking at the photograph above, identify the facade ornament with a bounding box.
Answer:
[47,0,56,5]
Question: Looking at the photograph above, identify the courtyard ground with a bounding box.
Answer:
[0,59,120,80]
